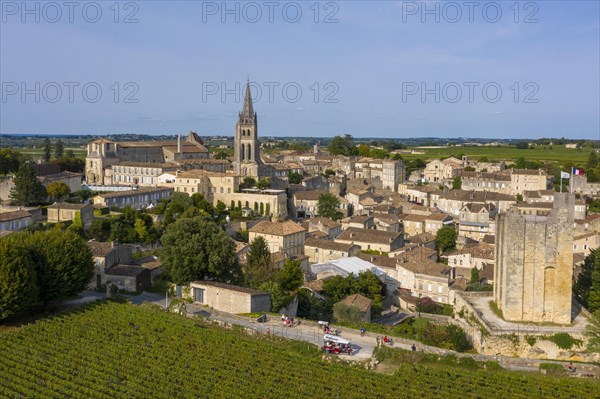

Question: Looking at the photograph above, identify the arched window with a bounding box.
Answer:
[241,143,245,161]
[247,144,252,161]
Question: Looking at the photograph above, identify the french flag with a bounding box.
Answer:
[572,167,584,175]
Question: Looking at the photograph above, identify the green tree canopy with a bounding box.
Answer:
[586,310,600,353]
[277,259,304,293]
[452,177,462,190]
[256,177,271,190]
[287,171,303,184]
[46,181,71,200]
[328,135,358,156]
[0,234,38,320]
[43,138,52,162]
[435,226,457,254]
[54,139,64,158]
[574,248,600,310]
[318,193,343,221]
[161,217,241,285]
[27,230,94,307]
[9,162,47,206]
[0,148,24,175]
[245,236,274,289]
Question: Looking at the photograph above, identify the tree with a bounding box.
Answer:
[50,157,85,173]
[43,138,52,162]
[161,217,241,285]
[287,171,303,184]
[435,226,457,254]
[214,150,228,160]
[54,139,64,158]
[515,141,529,149]
[256,177,271,190]
[87,219,111,241]
[0,234,38,320]
[66,211,84,236]
[470,267,480,284]
[328,135,358,156]
[573,248,600,310]
[0,148,24,175]
[245,236,274,289]
[333,302,363,323]
[27,230,94,308]
[258,281,289,312]
[240,177,257,190]
[277,259,304,293]
[357,144,371,157]
[586,310,600,353]
[46,181,71,200]
[322,275,357,302]
[9,162,47,205]
[318,193,343,221]
[134,218,150,243]
[452,177,462,190]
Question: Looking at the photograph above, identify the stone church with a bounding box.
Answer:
[233,81,266,179]
[494,193,574,325]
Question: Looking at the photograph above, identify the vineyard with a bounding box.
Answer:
[0,301,596,398]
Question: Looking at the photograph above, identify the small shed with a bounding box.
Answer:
[340,293,372,323]
[187,281,271,314]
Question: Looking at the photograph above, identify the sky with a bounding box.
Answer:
[1,0,599,139]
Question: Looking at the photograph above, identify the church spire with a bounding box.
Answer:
[241,79,254,118]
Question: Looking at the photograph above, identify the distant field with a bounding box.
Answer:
[401,145,594,164]
[15,147,86,161]
[0,301,594,398]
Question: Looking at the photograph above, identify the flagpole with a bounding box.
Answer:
[560,176,562,193]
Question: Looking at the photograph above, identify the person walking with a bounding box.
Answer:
[411,344,416,352]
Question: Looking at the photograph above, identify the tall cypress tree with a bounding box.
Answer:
[9,162,46,206]
[54,139,64,159]
[43,138,52,162]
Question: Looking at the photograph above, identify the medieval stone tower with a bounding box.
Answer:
[494,193,574,325]
[233,81,263,178]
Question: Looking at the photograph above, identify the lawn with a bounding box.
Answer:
[0,301,594,398]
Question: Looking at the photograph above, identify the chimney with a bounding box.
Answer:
[178,135,182,154]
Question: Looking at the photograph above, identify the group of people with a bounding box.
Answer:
[281,314,295,327]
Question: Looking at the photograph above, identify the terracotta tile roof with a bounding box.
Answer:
[250,220,306,236]
[294,190,325,201]
[397,258,450,278]
[0,210,32,222]
[308,217,341,229]
[341,294,372,312]
[336,227,402,245]
[440,190,516,202]
[87,241,115,257]
[357,253,396,269]
[305,237,356,252]
[47,202,92,210]
[406,232,436,244]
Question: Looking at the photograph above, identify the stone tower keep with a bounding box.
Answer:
[233,81,263,178]
[494,193,574,324]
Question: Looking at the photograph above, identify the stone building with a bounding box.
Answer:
[494,193,574,325]
[458,203,497,241]
[0,210,32,232]
[187,281,271,314]
[248,220,306,257]
[85,132,208,185]
[93,187,173,209]
[47,202,94,225]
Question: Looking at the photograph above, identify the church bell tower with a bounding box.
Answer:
[233,80,262,178]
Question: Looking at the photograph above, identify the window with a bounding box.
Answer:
[427,284,432,292]
[194,288,205,303]
[437,286,442,294]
